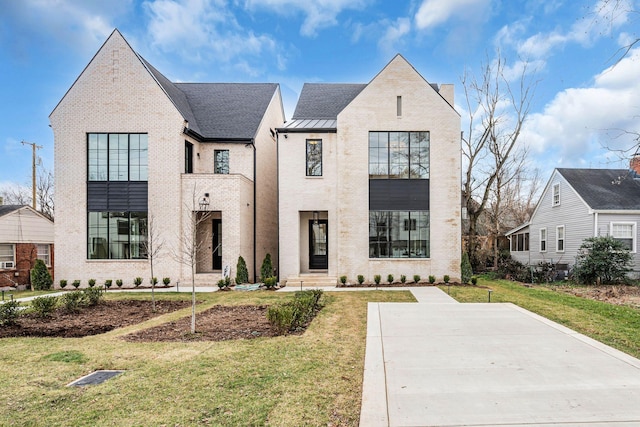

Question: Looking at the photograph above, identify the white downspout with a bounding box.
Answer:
[594,212,598,237]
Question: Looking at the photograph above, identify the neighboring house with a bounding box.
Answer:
[506,167,640,277]
[50,29,284,285]
[0,205,54,289]
[277,55,461,285]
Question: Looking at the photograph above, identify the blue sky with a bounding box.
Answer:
[1,0,639,193]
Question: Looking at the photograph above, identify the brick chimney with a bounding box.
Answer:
[631,156,640,175]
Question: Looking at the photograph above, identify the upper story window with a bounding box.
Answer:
[556,225,565,252]
[552,183,560,206]
[88,133,148,181]
[397,96,402,117]
[611,222,636,252]
[369,131,429,179]
[0,244,15,269]
[540,228,547,252]
[214,150,229,174]
[306,139,322,176]
[185,141,193,174]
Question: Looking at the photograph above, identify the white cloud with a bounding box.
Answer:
[414,0,491,30]
[243,0,368,37]
[521,47,640,168]
[378,18,411,53]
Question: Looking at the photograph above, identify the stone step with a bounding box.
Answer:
[284,275,338,287]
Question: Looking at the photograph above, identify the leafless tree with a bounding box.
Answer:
[593,0,639,65]
[462,54,537,268]
[0,167,54,220]
[172,186,211,333]
[143,214,164,312]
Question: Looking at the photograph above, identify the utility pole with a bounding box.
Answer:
[21,141,43,210]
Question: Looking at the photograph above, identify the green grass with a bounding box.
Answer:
[441,278,640,359]
[0,290,414,426]
[1,289,59,300]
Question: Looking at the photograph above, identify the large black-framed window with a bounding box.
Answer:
[369,131,429,179]
[369,211,429,258]
[88,211,147,259]
[214,150,229,174]
[306,139,322,176]
[88,133,148,182]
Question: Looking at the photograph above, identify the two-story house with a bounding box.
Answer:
[277,55,461,285]
[50,29,283,285]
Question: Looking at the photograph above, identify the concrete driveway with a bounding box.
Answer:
[360,287,640,426]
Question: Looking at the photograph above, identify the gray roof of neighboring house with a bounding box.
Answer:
[141,57,278,141]
[0,205,25,218]
[558,168,640,210]
[292,83,367,120]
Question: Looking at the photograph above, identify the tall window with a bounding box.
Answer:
[214,150,229,174]
[556,225,565,252]
[88,211,147,259]
[184,141,193,174]
[0,244,14,268]
[510,232,529,251]
[611,222,635,252]
[306,139,322,176]
[88,133,148,181]
[540,228,547,252]
[552,183,560,206]
[369,211,429,258]
[369,131,429,179]
[37,244,51,266]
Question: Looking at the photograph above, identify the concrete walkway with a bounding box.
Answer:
[361,287,640,427]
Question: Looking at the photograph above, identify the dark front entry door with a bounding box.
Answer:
[212,219,222,270]
[309,219,328,270]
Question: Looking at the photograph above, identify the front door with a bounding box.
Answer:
[212,219,222,270]
[309,219,328,270]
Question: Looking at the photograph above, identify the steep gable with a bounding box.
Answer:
[558,168,640,210]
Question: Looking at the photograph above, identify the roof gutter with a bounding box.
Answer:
[183,127,253,143]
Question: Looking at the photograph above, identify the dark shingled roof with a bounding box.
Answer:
[292,83,367,120]
[0,205,24,218]
[558,168,640,210]
[140,57,278,141]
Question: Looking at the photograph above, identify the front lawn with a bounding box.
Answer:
[1,290,414,426]
[442,278,640,359]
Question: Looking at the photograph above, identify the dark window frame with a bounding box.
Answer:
[368,131,429,180]
[87,211,148,260]
[306,139,322,176]
[214,149,229,174]
[185,141,193,174]
[87,133,148,182]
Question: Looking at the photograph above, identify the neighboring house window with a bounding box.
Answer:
[556,225,565,252]
[540,228,547,252]
[306,139,322,176]
[369,211,429,258]
[611,222,636,252]
[88,211,147,259]
[369,131,429,179]
[88,133,148,181]
[37,244,51,266]
[510,232,529,251]
[185,141,193,173]
[552,183,560,206]
[0,244,15,269]
[214,150,229,174]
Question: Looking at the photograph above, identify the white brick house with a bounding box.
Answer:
[50,29,283,286]
[277,55,461,285]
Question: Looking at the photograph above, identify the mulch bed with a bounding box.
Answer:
[0,300,190,338]
[123,305,281,342]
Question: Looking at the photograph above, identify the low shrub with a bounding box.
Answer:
[413,274,421,283]
[264,276,278,289]
[339,275,347,285]
[217,279,227,289]
[59,279,68,289]
[31,296,58,317]
[266,289,323,334]
[30,259,52,290]
[72,280,81,289]
[0,301,21,325]
[260,253,273,282]
[373,275,381,285]
[162,277,171,286]
[400,274,406,284]
[387,274,394,283]
[104,279,112,289]
[61,291,84,313]
[116,279,123,288]
[88,279,96,288]
[443,275,450,284]
[83,286,104,306]
[150,277,158,286]
[357,275,365,285]
[428,275,436,284]
[134,277,142,287]
[471,276,478,285]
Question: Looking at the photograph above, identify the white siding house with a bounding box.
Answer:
[507,168,640,277]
